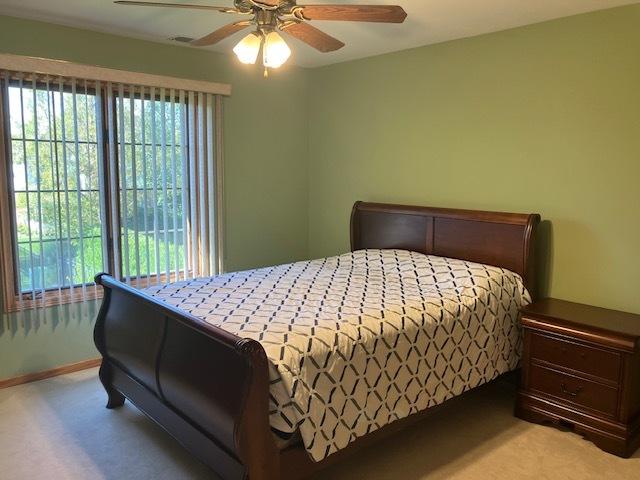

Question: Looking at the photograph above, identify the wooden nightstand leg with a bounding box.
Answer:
[516,395,636,458]
[574,425,630,458]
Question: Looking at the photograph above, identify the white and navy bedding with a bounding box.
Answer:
[145,249,529,461]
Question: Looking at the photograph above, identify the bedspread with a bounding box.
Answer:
[145,249,529,461]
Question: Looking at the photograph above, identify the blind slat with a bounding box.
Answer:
[71,79,87,295]
[197,92,207,277]
[140,87,151,287]
[179,91,189,281]
[18,78,36,297]
[129,85,141,282]
[94,80,109,296]
[170,90,180,280]
[44,78,64,296]
[188,91,197,279]
[160,88,170,283]
[83,79,100,298]
[215,95,224,274]
[58,78,75,295]
[150,87,161,284]
[30,78,46,301]
[117,84,130,283]
[106,83,121,280]
[206,94,216,275]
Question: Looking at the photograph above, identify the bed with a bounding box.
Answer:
[94,201,540,479]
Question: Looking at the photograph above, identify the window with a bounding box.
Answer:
[6,78,103,298]
[0,71,223,312]
[111,86,188,284]
[119,89,182,280]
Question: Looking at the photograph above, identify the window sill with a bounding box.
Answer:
[5,287,104,313]
[3,272,181,313]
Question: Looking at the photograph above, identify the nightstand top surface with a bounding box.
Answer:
[522,298,640,339]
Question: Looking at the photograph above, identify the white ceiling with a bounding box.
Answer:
[0,0,637,68]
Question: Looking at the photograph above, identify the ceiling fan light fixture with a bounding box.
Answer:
[262,30,291,69]
[233,32,262,65]
[115,1,408,73]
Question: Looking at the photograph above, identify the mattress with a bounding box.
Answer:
[145,249,529,461]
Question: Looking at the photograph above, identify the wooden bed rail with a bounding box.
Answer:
[93,273,279,480]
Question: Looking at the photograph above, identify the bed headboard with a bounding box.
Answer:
[350,201,541,298]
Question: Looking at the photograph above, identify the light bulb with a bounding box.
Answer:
[262,31,291,69]
[233,32,262,65]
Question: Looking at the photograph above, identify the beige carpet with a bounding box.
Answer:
[0,369,638,480]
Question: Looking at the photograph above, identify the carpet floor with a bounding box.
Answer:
[0,368,638,479]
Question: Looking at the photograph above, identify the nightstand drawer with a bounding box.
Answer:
[529,364,619,416]
[530,332,621,382]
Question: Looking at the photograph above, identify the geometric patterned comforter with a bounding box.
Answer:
[144,249,530,461]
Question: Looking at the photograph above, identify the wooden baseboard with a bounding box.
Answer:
[0,358,101,389]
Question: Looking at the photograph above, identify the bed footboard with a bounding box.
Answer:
[93,274,279,480]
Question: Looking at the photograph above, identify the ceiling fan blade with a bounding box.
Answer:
[253,0,280,6]
[281,22,344,53]
[114,1,234,12]
[299,5,407,23]
[191,22,251,46]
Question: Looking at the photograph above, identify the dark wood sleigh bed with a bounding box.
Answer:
[94,201,540,480]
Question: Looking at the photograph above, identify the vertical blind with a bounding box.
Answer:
[0,71,224,311]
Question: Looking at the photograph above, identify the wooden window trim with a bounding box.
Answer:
[5,287,104,312]
[0,77,17,312]
[2,272,180,313]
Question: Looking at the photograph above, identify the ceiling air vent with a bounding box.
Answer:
[170,36,194,43]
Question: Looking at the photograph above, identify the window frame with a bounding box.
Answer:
[0,76,191,312]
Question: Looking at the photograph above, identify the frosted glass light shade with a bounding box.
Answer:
[233,32,262,65]
[262,31,291,68]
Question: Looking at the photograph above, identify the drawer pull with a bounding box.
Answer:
[561,383,583,397]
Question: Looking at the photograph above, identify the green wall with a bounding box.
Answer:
[308,4,640,315]
[2,4,640,381]
[0,15,310,379]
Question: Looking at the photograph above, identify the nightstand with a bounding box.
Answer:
[515,298,640,457]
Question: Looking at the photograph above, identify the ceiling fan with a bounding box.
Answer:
[114,1,407,75]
